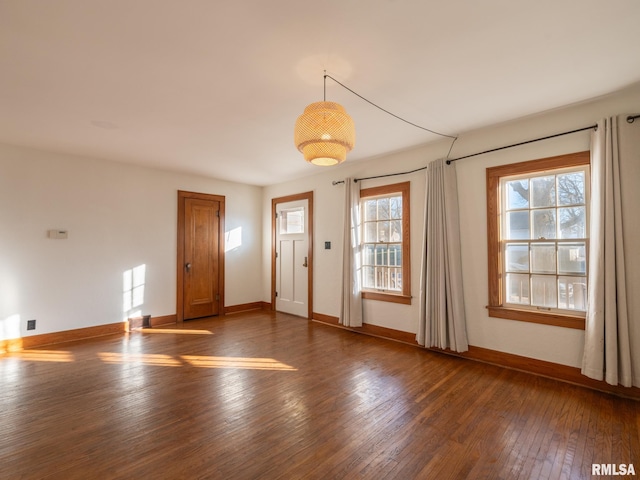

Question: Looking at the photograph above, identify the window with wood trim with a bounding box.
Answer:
[360,181,411,305]
[486,151,590,330]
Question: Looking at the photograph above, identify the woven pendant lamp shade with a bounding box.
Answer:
[294,101,355,166]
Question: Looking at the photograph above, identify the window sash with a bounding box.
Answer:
[486,151,590,329]
[359,182,411,303]
[499,164,589,316]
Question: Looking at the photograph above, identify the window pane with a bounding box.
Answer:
[506,211,530,240]
[363,244,374,266]
[558,243,586,274]
[375,266,387,289]
[364,222,377,242]
[279,207,304,234]
[557,171,585,206]
[390,220,402,242]
[505,244,529,272]
[377,197,390,220]
[532,209,556,239]
[531,275,557,308]
[506,179,529,209]
[375,245,387,266]
[390,196,402,219]
[389,244,401,266]
[531,243,556,274]
[363,266,375,289]
[558,207,586,239]
[506,273,530,305]
[558,276,587,311]
[377,221,390,242]
[389,267,402,291]
[364,200,377,222]
[531,175,556,208]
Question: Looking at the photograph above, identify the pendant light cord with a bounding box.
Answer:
[324,74,457,140]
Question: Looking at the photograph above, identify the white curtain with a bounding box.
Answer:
[417,159,468,352]
[340,178,363,327]
[582,115,640,387]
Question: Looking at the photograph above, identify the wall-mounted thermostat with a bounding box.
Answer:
[48,229,69,239]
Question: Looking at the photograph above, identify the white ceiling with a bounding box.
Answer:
[1,1,639,186]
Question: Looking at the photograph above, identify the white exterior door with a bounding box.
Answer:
[275,199,309,317]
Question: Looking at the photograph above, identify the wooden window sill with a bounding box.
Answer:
[362,291,412,305]
[487,306,585,330]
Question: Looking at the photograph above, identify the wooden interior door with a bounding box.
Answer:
[271,191,313,319]
[177,191,225,321]
[275,199,309,317]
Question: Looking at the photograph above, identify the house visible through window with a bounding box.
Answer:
[360,181,411,305]
[486,151,590,329]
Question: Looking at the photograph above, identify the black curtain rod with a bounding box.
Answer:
[351,124,594,182]
[446,114,639,165]
[445,124,596,165]
[333,114,639,184]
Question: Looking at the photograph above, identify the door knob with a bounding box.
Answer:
[185,262,191,272]
[303,257,308,267]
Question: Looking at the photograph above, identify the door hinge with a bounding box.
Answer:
[275,212,278,219]
[216,293,220,301]
[275,251,278,258]
[216,210,220,217]
[275,291,278,297]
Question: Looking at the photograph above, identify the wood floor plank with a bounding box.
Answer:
[1,311,639,479]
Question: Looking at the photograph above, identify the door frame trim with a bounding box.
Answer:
[271,191,313,319]
[177,190,225,322]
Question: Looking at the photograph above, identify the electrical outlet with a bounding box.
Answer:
[27,319,36,330]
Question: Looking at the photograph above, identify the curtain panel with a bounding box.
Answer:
[340,178,363,327]
[582,115,640,387]
[417,159,468,352]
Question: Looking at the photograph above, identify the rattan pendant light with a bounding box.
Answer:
[294,75,355,166]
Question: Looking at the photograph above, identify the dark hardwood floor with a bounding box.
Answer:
[1,311,638,479]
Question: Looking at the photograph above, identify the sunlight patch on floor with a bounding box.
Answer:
[6,350,75,362]
[181,355,297,371]
[140,329,213,335]
[94,352,296,371]
[97,352,183,367]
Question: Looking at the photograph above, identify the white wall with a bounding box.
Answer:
[0,144,263,340]
[263,82,640,368]
[2,82,638,370]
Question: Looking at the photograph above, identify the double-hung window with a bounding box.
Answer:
[360,181,411,305]
[486,151,589,329]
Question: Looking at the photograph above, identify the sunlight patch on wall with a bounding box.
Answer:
[225,226,242,252]
[0,314,21,342]
[123,264,146,321]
